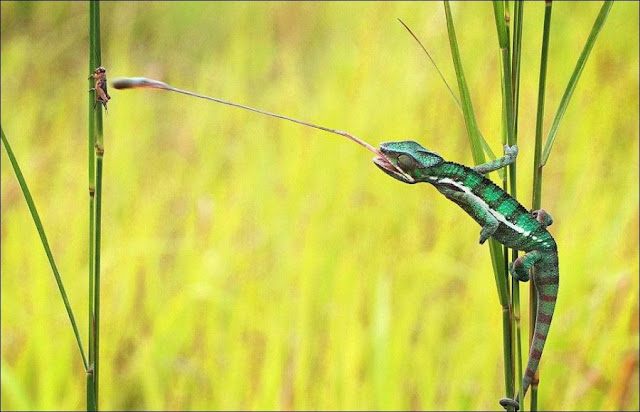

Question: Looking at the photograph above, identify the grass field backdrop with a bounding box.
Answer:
[1,2,638,410]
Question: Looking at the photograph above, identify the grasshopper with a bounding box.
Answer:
[89,66,111,111]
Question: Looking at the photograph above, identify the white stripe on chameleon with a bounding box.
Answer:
[437,177,532,237]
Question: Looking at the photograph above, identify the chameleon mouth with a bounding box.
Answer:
[373,155,415,183]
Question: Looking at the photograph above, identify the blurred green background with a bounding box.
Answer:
[1,2,638,410]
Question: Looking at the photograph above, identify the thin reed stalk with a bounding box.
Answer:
[494,2,520,406]
[510,1,525,406]
[87,0,104,409]
[530,3,553,409]
[443,1,515,403]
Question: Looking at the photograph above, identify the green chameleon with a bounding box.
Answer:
[373,141,559,410]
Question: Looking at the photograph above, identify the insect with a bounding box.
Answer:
[89,66,111,111]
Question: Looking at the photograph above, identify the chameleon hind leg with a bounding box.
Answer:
[472,145,518,175]
[509,209,554,280]
[509,250,544,281]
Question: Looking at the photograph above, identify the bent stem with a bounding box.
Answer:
[1,127,88,370]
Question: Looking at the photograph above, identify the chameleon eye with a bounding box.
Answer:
[397,154,415,170]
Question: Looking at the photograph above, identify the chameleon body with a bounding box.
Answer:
[373,141,558,410]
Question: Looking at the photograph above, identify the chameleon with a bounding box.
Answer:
[373,141,559,410]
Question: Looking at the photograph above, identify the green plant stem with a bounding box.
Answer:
[94,148,103,409]
[88,0,103,409]
[1,127,88,371]
[494,1,522,406]
[443,2,484,163]
[530,2,553,410]
[533,2,552,208]
[443,1,513,403]
[511,0,525,405]
[442,2,507,294]
[87,17,97,412]
[511,1,524,138]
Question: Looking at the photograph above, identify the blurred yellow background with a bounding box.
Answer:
[1,2,638,410]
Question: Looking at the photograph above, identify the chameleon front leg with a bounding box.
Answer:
[441,189,499,244]
[472,145,518,175]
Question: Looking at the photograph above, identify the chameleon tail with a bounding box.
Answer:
[521,252,559,398]
[501,248,559,410]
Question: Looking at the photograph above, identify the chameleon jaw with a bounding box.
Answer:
[373,155,415,184]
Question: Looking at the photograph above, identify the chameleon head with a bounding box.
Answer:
[373,141,443,184]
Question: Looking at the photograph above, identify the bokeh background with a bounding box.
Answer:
[1,2,638,410]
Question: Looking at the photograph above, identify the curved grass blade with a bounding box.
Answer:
[397,18,501,173]
[1,126,88,371]
[541,0,613,166]
[443,2,514,403]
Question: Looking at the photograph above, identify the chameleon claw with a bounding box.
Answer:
[499,397,520,411]
[478,221,498,245]
[532,209,553,227]
[504,144,518,158]
[509,259,530,282]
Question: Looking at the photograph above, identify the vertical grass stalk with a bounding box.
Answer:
[510,1,525,407]
[88,0,104,409]
[443,1,514,402]
[493,1,526,409]
[493,1,522,407]
[530,3,553,409]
